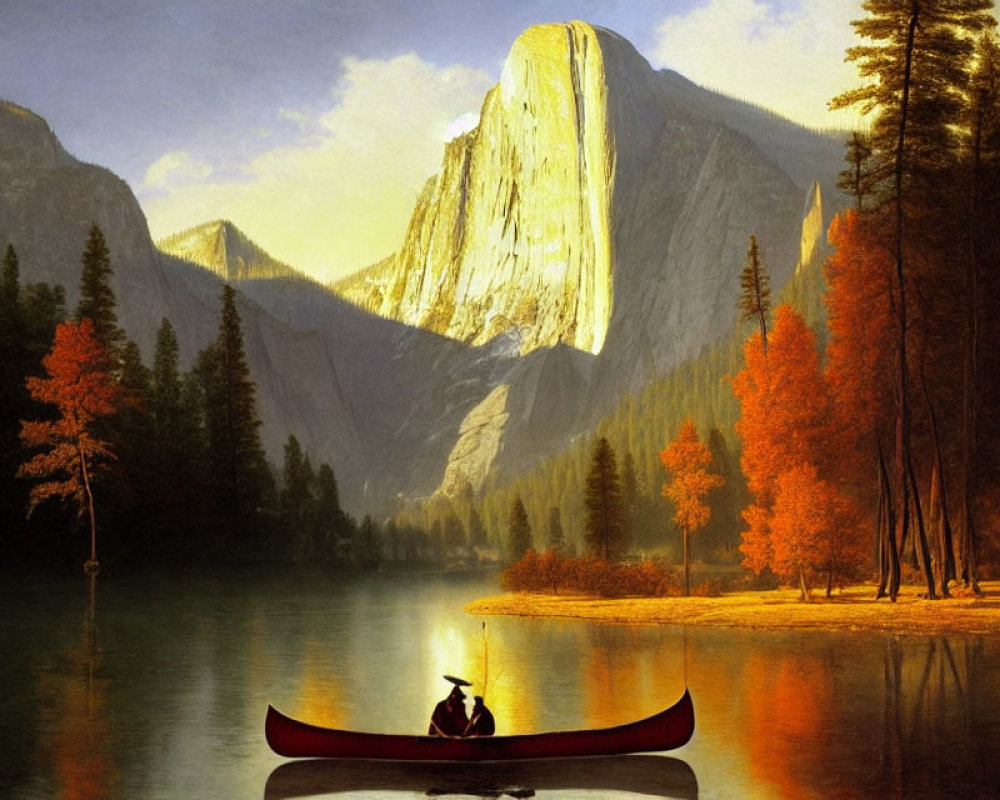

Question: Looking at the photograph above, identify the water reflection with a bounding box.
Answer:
[263,755,698,799]
[5,572,999,799]
[37,574,116,799]
[878,636,995,799]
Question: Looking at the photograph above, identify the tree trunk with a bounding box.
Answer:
[877,435,900,601]
[920,367,955,596]
[906,458,936,598]
[798,565,809,602]
[683,527,691,598]
[887,2,919,604]
[963,74,984,595]
[78,442,99,574]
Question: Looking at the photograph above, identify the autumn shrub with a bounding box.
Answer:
[501,551,677,597]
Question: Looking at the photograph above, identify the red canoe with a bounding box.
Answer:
[265,689,694,761]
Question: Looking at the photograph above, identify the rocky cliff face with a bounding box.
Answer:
[370,22,616,355]
[341,21,839,393]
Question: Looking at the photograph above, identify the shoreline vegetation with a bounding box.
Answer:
[465,581,1000,636]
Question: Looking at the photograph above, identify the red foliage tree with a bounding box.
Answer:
[18,318,120,573]
[769,463,867,600]
[660,418,724,596]
[733,305,830,507]
[823,210,895,487]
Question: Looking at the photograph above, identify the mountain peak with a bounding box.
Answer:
[157,220,305,282]
[0,99,73,171]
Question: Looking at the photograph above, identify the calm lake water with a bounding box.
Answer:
[1,569,998,800]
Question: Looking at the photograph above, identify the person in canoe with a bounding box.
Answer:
[428,675,471,737]
[464,695,495,737]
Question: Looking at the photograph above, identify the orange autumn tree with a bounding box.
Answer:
[18,318,120,574]
[731,304,868,596]
[770,463,866,600]
[660,418,723,596]
[823,209,898,596]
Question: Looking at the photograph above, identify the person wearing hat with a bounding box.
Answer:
[428,677,470,737]
[464,695,495,737]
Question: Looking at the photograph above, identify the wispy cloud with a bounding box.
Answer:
[139,53,492,282]
[651,0,862,130]
[142,150,214,191]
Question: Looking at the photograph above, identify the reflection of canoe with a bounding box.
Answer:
[264,754,699,799]
[265,688,694,761]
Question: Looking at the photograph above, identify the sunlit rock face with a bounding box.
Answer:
[797,181,824,274]
[373,22,615,356]
[157,220,304,282]
[348,21,827,381]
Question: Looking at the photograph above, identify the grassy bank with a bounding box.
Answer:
[465,581,1000,635]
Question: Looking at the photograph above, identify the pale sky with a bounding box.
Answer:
[2,0,872,283]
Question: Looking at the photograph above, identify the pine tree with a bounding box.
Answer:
[546,506,565,552]
[584,437,625,561]
[830,0,995,599]
[150,318,202,549]
[739,235,771,355]
[353,515,383,571]
[202,285,271,539]
[315,463,347,554]
[507,496,532,561]
[468,507,488,549]
[76,224,124,356]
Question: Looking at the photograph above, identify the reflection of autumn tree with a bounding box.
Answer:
[45,574,116,800]
[879,636,995,798]
[743,649,833,799]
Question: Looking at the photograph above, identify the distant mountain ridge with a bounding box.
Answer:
[158,220,307,283]
[1,21,845,515]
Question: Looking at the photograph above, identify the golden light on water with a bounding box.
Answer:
[294,641,349,729]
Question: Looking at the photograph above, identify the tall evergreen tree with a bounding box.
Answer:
[0,244,28,541]
[739,235,771,356]
[959,32,1000,593]
[202,284,272,540]
[150,318,202,550]
[546,506,565,552]
[507,496,532,561]
[584,437,626,561]
[468,507,488,549]
[281,435,313,524]
[830,0,995,599]
[76,224,124,356]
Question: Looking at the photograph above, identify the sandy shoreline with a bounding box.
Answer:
[465,581,1000,636]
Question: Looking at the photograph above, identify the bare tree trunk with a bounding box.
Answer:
[877,435,900,601]
[78,442,99,575]
[907,458,936,598]
[683,527,691,598]
[798,565,809,602]
[919,368,954,596]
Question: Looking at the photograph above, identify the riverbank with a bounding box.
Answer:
[465,581,1000,635]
